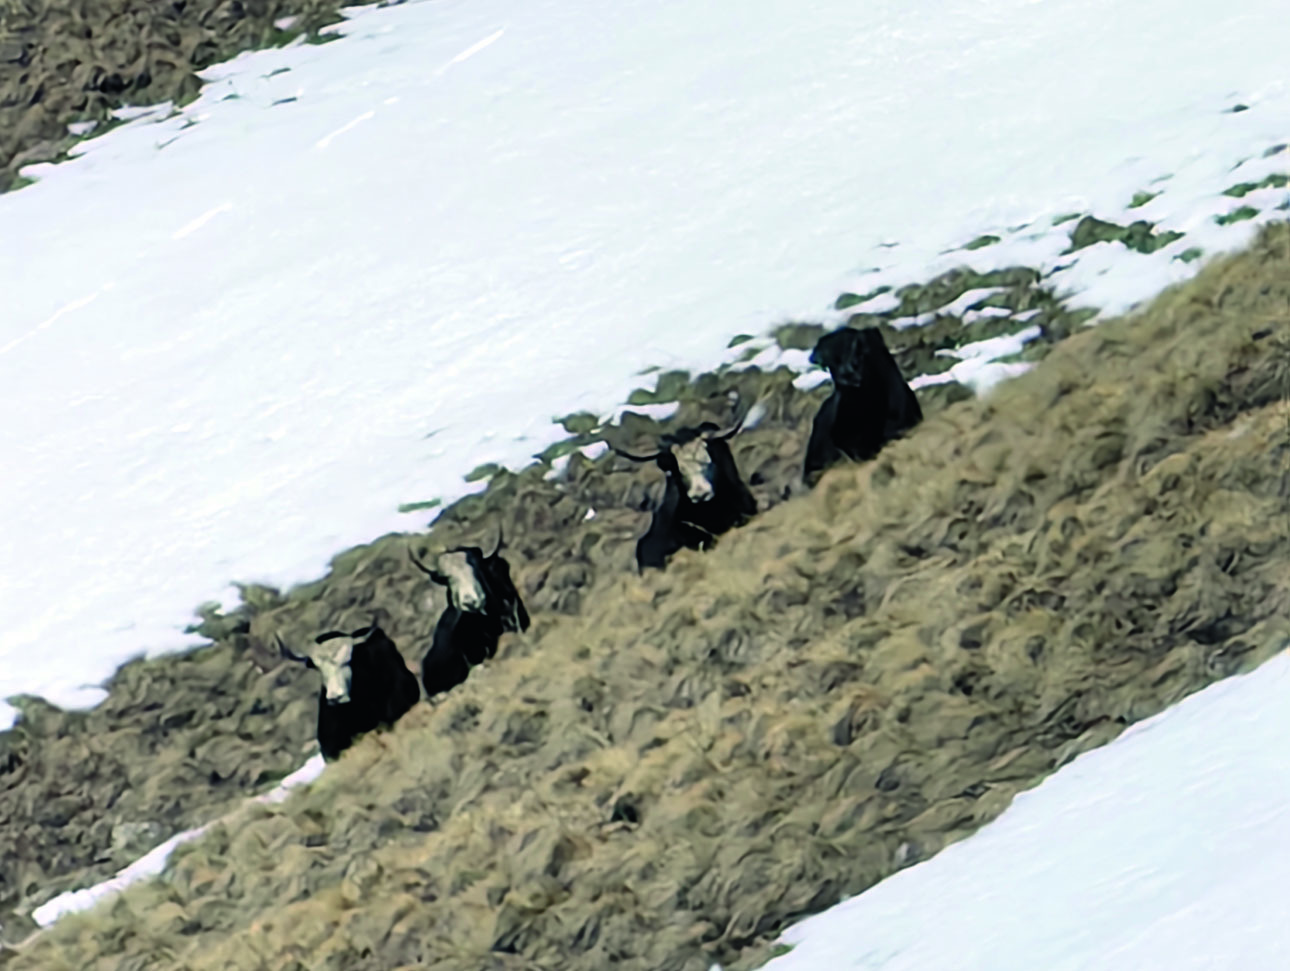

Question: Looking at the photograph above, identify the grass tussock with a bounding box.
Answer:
[7,224,1290,970]
[0,0,349,193]
[12,247,1072,938]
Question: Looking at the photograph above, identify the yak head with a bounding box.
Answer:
[810,326,897,388]
[277,621,380,705]
[612,402,754,502]
[408,531,507,613]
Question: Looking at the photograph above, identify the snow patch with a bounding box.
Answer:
[31,755,326,928]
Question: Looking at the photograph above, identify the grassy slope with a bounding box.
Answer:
[9,224,1289,971]
[3,253,1097,936]
[0,0,348,193]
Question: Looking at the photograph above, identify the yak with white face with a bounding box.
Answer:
[309,630,356,703]
[803,326,923,487]
[615,405,759,571]
[408,530,530,701]
[433,550,488,612]
[277,621,421,761]
[672,437,717,502]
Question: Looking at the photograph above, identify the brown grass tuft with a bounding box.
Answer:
[8,224,1290,970]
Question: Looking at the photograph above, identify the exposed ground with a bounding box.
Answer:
[2,224,1287,968]
[0,0,350,192]
[0,248,1099,943]
[4,0,1289,963]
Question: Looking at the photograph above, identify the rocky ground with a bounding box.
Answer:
[4,0,1289,963]
[0,224,1111,943]
[0,0,351,192]
[2,224,1286,968]
[0,255,1070,942]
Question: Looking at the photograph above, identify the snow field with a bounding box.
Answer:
[3,0,1290,957]
[749,649,1290,971]
[3,0,1289,730]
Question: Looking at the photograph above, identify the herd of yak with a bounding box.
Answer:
[277,326,924,760]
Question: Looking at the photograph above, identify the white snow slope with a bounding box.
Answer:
[756,647,1290,971]
[30,755,327,928]
[3,0,1290,957]
[2,0,1289,729]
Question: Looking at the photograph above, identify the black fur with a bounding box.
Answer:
[283,622,421,762]
[412,542,531,701]
[418,618,473,701]
[630,425,757,571]
[804,327,922,486]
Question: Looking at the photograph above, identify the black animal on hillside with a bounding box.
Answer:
[276,620,421,761]
[803,326,923,487]
[408,531,530,701]
[615,405,758,571]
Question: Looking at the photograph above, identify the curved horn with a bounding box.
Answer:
[707,394,763,442]
[351,613,380,639]
[611,445,664,463]
[408,545,450,585]
[276,634,309,665]
[407,544,434,576]
[489,525,504,559]
[408,546,438,577]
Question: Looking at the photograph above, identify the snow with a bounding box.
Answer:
[0,0,1286,948]
[935,325,1042,363]
[939,287,1008,318]
[30,755,327,928]
[753,648,1290,971]
[2,0,1288,730]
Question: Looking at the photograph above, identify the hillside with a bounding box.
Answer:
[0,0,348,193]
[6,223,1288,970]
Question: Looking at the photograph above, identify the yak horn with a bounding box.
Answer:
[408,545,436,576]
[611,445,664,463]
[707,394,765,441]
[408,545,450,585]
[351,613,380,639]
[276,634,309,664]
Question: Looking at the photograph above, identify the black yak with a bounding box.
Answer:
[408,531,530,700]
[804,326,922,486]
[615,405,758,571]
[277,620,421,761]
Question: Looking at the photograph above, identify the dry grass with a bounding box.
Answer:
[0,252,1085,939]
[0,0,348,193]
[8,225,1290,970]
